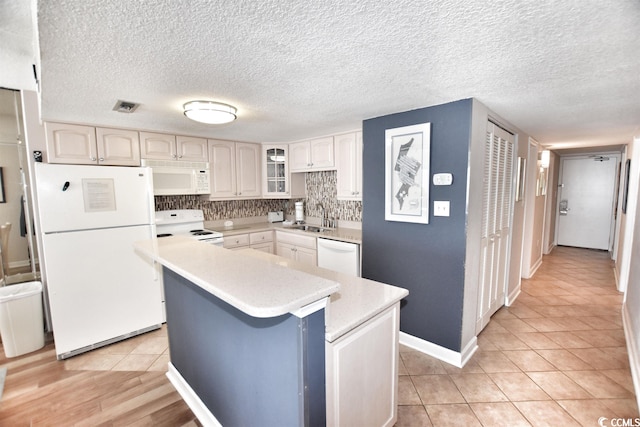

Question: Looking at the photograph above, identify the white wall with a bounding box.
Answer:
[622,136,640,410]
[616,141,639,293]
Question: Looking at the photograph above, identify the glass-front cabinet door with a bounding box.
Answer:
[266,146,287,194]
[262,145,305,199]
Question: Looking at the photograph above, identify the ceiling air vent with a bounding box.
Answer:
[112,100,140,113]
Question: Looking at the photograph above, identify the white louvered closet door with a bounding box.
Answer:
[476,121,515,334]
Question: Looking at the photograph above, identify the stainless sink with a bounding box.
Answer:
[291,225,328,233]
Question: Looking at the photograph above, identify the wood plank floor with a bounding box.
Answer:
[0,332,199,426]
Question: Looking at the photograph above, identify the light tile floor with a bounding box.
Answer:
[395,246,639,426]
[66,246,638,426]
[62,324,170,373]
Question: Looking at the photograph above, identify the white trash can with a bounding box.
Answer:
[0,281,45,358]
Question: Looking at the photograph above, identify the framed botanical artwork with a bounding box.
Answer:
[385,122,430,224]
[623,159,631,214]
[515,157,526,202]
[0,167,5,203]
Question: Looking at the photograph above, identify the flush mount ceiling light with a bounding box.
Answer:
[183,101,237,124]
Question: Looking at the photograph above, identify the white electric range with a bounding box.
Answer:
[155,209,224,246]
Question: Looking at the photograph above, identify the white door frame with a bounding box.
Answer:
[555,152,621,252]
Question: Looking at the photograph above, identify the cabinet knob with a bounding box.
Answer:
[99,157,104,162]
[89,156,96,161]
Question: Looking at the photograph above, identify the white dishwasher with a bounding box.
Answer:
[317,238,361,277]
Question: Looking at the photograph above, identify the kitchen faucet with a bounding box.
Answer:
[317,203,327,227]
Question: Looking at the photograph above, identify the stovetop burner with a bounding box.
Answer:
[191,230,214,236]
[155,210,224,244]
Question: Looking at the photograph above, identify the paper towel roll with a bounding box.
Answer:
[295,201,304,222]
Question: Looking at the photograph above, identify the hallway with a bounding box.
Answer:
[396,246,639,426]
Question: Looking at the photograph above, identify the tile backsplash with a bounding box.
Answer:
[155,171,362,222]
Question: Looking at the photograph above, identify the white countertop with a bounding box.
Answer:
[136,236,408,342]
[206,221,363,245]
[134,236,340,318]
[238,249,408,342]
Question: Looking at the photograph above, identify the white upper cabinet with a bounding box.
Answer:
[95,127,141,166]
[262,145,305,199]
[289,136,335,172]
[45,122,140,166]
[335,131,362,200]
[139,132,176,160]
[140,132,208,162]
[176,136,208,161]
[208,140,236,198]
[207,140,261,200]
[236,142,261,198]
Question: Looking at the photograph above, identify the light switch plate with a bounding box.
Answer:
[433,173,453,186]
[434,201,450,217]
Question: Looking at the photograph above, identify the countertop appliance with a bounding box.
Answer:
[34,163,163,359]
[317,238,361,277]
[155,209,223,246]
[267,211,283,223]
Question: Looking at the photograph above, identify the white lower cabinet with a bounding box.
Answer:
[249,230,274,253]
[224,231,274,253]
[223,233,250,250]
[275,231,317,266]
[326,303,400,427]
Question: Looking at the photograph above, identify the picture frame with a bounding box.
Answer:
[515,157,526,202]
[385,122,430,224]
[0,167,5,203]
[622,159,631,214]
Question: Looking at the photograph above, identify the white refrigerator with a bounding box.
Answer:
[34,163,162,359]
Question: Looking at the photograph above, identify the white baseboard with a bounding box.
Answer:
[622,303,640,413]
[527,256,543,278]
[614,266,622,292]
[543,243,556,255]
[506,285,521,307]
[8,259,31,269]
[166,363,221,427]
[400,332,478,368]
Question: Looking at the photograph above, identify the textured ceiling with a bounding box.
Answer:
[8,1,640,148]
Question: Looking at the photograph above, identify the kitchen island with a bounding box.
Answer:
[134,236,407,427]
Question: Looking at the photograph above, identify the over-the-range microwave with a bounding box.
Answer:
[141,159,211,196]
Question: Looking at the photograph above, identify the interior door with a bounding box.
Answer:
[557,155,618,250]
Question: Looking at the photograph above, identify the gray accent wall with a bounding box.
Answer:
[362,99,473,352]
[164,268,326,426]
